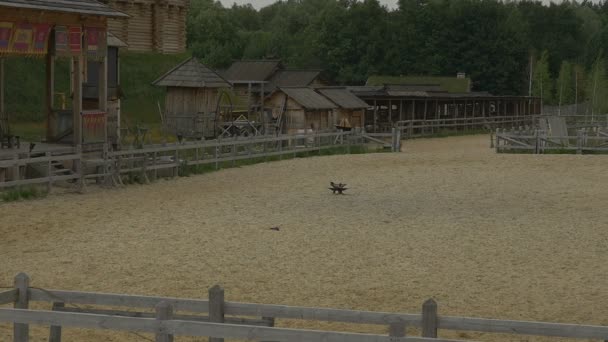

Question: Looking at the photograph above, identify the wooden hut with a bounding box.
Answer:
[153,57,231,139]
[317,87,369,129]
[266,87,337,134]
[0,0,128,150]
[104,0,189,54]
[222,60,282,112]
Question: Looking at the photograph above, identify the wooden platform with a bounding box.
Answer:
[0,142,75,160]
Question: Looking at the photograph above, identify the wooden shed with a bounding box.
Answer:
[317,87,369,129]
[104,0,189,54]
[0,0,128,150]
[153,57,231,139]
[266,87,337,134]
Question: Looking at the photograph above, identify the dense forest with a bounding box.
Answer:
[187,0,608,111]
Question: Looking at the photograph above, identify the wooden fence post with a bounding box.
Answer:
[76,145,84,193]
[421,299,438,338]
[389,321,406,338]
[46,152,52,193]
[209,285,225,342]
[155,301,174,342]
[14,272,30,342]
[576,130,583,155]
[49,302,65,342]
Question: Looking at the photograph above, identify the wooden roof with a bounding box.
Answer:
[266,70,322,92]
[0,0,129,17]
[279,87,337,110]
[317,88,369,109]
[153,57,231,88]
[367,75,471,93]
[223,60,282,82]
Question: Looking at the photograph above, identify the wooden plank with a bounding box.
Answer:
[0,289,17,304]
[54,307,272,326]
[14,273,30,342]
[28,289,210,313]
[389,321,406,337]
[0,308,471,342]
[155,302,173,342]
[224,302,422,326]
[422,299,437,338]
[439,316,608,339]
[209,285,225,342]
[49,303,64,342]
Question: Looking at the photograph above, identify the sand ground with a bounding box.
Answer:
[0,135,607,341]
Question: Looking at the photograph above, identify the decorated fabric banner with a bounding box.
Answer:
[32,23,51,55]
[82,111,107,143]
[85,27,107,59]
[11,23,33,54]
[69,26,82,54]
[54,25,69,56]
[0,22,13,53]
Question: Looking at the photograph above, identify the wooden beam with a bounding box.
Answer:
[14,273,30,342]
[46,54,55,141]
[72,56,83,146]
[0,58,4,120]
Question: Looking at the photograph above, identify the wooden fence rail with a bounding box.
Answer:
[2,274,608,342]
[0,131,402,190]
[495,127,608,154]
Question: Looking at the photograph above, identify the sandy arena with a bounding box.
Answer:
[1,135,607,341]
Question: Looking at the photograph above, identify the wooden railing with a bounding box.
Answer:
[0,147,81,189]
[494,127,608,154]
[1,273,608,342]
[394,115,536,137]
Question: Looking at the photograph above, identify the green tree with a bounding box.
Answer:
[556,61,575,106]
[532,51,554,104]
[586,56,608,114]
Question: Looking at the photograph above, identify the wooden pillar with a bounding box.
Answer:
[388,99,393,125]
[99,56,108,144]
[73,56,83,145]
[399,100,403,121]
[45,54,55,141]
[373,99,378,131]
[0,57,5,138]
[423,99,428,121]
[14,273,30,342]
[411,100,415,120]
[209,285,225,342]
[247,82,252,115]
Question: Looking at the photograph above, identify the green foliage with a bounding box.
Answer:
[586,56,608,114]
[532,51,554,103]
[1,186,46,202]
[556,61,575,105]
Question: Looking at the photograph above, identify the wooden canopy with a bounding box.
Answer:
[0,0,128,17]
[0,0,128,148]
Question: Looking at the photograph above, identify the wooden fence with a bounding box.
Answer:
[494,127,608,154]
[0,131,401,190]
[1,274,608,342]
[0,146,82,189]
[395,115,535,138]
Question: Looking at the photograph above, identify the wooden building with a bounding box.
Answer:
[0,0,128,150]
[153,57,231,138]
[103,0,189,54]
[317,87,369,129]
[348,85,542,132]
[221,60,326,113]
[266,87,337,134]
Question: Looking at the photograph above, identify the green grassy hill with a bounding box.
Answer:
[4,52,189,125]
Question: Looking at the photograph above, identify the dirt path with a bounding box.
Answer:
[1,135,607,341]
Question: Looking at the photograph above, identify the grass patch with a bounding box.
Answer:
[1,186,47,202]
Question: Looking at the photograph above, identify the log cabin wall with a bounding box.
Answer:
[105,0,189,54]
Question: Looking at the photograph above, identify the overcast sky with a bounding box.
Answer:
[218,0,594,9]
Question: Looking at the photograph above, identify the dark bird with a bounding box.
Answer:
[329,182,348,195]
[29,142,36,153]
[269,227,280,231]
